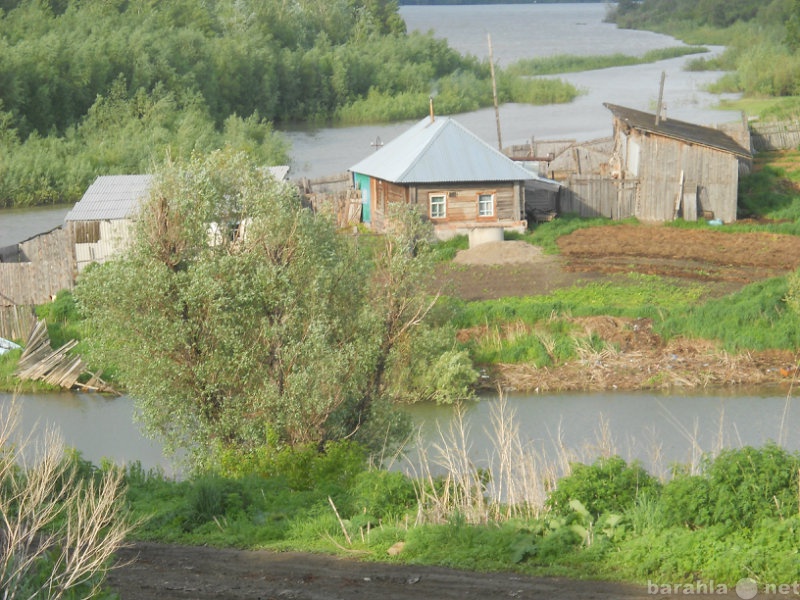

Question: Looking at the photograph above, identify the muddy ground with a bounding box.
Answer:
[441,224,800,393]
[108,224,800,600]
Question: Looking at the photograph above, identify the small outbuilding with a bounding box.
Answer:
[64,174,154,272]
[350,114,557,240]
[604,103,752,223]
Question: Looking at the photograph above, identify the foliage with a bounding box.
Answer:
[0,403,133,600]
[446,273,703,366]
[431,234,469,262]
[506,46,707,77]
[738,151,800,222]
[34,289,84,349]
[609,0,800,101]
[0,0,578,207]
[546,456,660,519]
[114,429,800,586]
[75,148,468,469]
[518,214,624,255]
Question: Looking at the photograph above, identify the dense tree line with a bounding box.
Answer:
[398,1,598,4]
[610,0,788,31]
[0,0,578,208]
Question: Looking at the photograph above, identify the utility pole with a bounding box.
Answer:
[488,33,503,151]
[655,71,666,126]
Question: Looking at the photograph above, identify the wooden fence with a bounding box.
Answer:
[0,228,74,308]
[559,175,637,220]
[0,305,36,342]
[750,120,800,152]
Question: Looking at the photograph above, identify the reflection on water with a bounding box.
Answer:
[404,389,800,478]
[2,389,796,479]
[0,392,181,478]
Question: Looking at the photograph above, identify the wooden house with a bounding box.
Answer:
[604,103,752,223]
[64,174,154,272]
[350,115,557,240]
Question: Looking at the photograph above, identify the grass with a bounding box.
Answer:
[111,401,800,587]
[505,214,629,254]
[444,273,706,365]
[505,46,708,77]
[719,96,800,121]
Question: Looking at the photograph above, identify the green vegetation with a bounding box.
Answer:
[113,427,800,587]
[0,405,132,600]
[506,46,708,77]
[609,0,800,103]
[0,0,580,208]
[74,148,475,470]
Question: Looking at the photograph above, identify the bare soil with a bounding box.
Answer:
[439,224,800,393]
[108,542,678,600]
[107,224,800,600]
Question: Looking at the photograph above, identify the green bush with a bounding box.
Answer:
[185,476,249,528]
[659,472,713,528]
[547,456,660,518]
[348,470,417,521]
[661,445,800,530]
[705,444,800,528]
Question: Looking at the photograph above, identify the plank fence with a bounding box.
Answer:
[0,228,74,307]
[750,120,800,152]
[559,175,637,220]
[0,305,36,342]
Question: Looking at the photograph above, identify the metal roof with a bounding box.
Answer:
[349,116,538,183]
[604,103,751,159]
[65,174,154,222]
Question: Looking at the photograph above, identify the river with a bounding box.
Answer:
[2,388,797,479]
[0,3,771,476]
[0,3,740,246]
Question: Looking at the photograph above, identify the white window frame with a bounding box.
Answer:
[429,193,447,219]
[478,192,495,218]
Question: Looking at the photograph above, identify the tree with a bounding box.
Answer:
[76,148,474,470]
[786,0,800,52]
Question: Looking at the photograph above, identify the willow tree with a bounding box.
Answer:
[75,148,474,470]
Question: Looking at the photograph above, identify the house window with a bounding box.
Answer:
[430,193,446,219]
[478,193,495,217]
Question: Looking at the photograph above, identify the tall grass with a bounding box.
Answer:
[505,46,708,77]
[657,276,800,351]
[407,394,625,525]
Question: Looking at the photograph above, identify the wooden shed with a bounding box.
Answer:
[64,174,154,272]
[350,115,558,240]
[605,103,752,223]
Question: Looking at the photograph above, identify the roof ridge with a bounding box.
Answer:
[395,117,448,182]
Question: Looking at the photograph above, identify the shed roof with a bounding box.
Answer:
[65,167,290,223]
[65,174,153,222]
[349,116,538,184]
[604,103,751,159]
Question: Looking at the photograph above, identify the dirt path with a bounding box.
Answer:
[108,542,669,600]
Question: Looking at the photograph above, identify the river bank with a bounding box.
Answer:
[440,224,800,395]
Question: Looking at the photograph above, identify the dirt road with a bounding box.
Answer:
[108,542,666,600]
[108,224,800,599]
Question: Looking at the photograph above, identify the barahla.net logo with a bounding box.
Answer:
[648,578,800,598]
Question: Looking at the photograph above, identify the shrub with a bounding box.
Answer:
[705,444,800,528]
[348,469,417,521]
[547,455,660,518]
